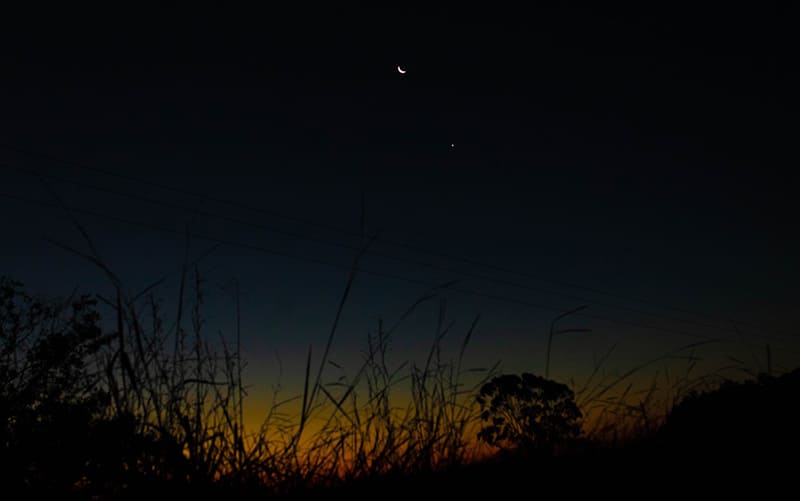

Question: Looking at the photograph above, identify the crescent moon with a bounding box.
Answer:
[397,65,406,74]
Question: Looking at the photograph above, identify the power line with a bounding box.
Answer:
[20,164,798,348]
[4,188,795,352]
[9,164,760,338]
[0,143,756,327]
[0,144,789,338]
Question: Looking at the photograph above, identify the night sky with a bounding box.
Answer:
[2,5,798,422]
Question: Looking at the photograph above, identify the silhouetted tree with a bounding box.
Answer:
[476,373,581,455]
[0,276,110,491]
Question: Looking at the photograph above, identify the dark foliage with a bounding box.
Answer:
[0,277,205,496]
[658,368,800,460]
[476,373,581,454]
[0,277,111,491]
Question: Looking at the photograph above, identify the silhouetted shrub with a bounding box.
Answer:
[0,276,111,491]
[476,373,581,455]
[659,368,800,460]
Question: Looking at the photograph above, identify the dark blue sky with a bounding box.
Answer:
[2,5,798,411]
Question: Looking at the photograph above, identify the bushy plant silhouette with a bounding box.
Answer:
[0,276,110,491]
[0,277,197,495]
[658,368,800,460]
[476,373,581,455]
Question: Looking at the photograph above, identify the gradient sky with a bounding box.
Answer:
[2,5,798,422]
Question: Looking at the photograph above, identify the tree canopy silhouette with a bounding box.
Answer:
[0,276,111,490]
[0,276,197,494]
[476,373,581,454]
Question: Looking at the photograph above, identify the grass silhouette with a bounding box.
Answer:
[2,214,797,498]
